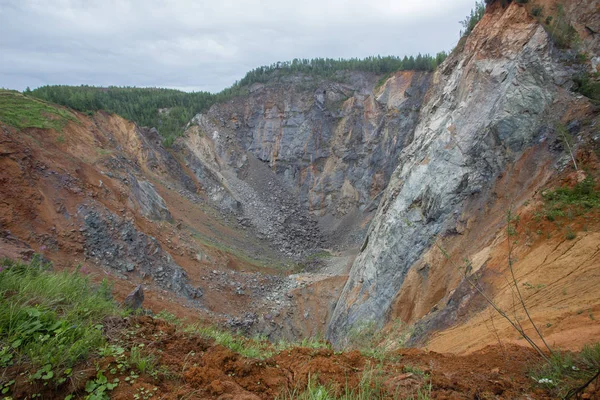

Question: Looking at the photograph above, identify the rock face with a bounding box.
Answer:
[79,206,203,300]
[129,174,173,222]
[327,3,591,344]
[123,285,145,310]
[181,71,432,252]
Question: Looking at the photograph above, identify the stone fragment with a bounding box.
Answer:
[123,284,144,310]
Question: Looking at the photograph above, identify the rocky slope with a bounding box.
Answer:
[179,70,432,252]
[1,0,599,359]
[327,0,600,347]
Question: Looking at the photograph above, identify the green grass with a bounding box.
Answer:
[306,251,333,261]
[190,231,284,269]
[346,320,408,361]
[184,323,332,359]
[277,366,431,400]
[542,5,579,48]
[129,345,157,374]
[158,310,331,359]
[0,90,78,131]
[0,256,123,380]
[184,324,272,359]
[531,344,600,398]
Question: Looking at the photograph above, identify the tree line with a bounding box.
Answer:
[28,53,447,145]
[232,54,448,87]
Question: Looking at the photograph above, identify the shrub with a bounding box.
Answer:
[531,6,543,17]
[573,74,600,103]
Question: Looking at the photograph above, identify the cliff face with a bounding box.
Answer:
[327,2,599,344]
[180,71,432,252]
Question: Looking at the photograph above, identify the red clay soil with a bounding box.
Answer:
[8,316,594,400]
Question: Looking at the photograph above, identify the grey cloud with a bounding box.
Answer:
[0,0,476,92]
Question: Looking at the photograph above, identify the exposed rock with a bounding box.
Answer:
[129,174,173,222]
[123,284,144,310]
[327,3,579,344]
[78,206,203,300]
[181,71,431,253]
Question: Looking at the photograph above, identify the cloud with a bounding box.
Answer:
[0,0,476,92]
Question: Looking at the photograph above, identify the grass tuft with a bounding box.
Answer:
[0,256,122,379]
[531,345,600,398]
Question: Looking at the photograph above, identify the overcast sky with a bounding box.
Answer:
[0,0,475,93]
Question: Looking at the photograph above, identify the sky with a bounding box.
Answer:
[0,0,476,93]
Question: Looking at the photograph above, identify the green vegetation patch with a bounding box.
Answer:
[573,73,600,103]
[542,177,600,218]
[346,320,409,361]
[0,257,123,381]
[0,90,78,131]
[531,343,600,398]
[155,310,330,360]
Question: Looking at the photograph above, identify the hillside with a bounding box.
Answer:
[1,0,600,399]
[27,54,446,146]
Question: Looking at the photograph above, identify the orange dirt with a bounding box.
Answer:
[8,316,591,400]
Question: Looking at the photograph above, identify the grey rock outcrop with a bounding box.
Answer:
[78,206,203,300]
[129,174,173,222]
[181,70,432,252]
[123,284,145,310]
[327,4,573,344]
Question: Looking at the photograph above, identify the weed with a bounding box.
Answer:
[522,282,546,290]
[531,345,600,398]
[565,227,576,240]
[0,257,122,385]
[573,73,600,103]
[541,177,600,223]
[278,364,394,400]
[306,250,333,261]
[84,370,119,400]
[134,386,158,399]
[346,320,408,361]
[275,337,332,353]
[403,365,427,377]
[1,379,15,396]
[187,324,272,359]
[129,345,157,374]
[154,310,182,326]
[579,343,600,370]
[375,73,391,90]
